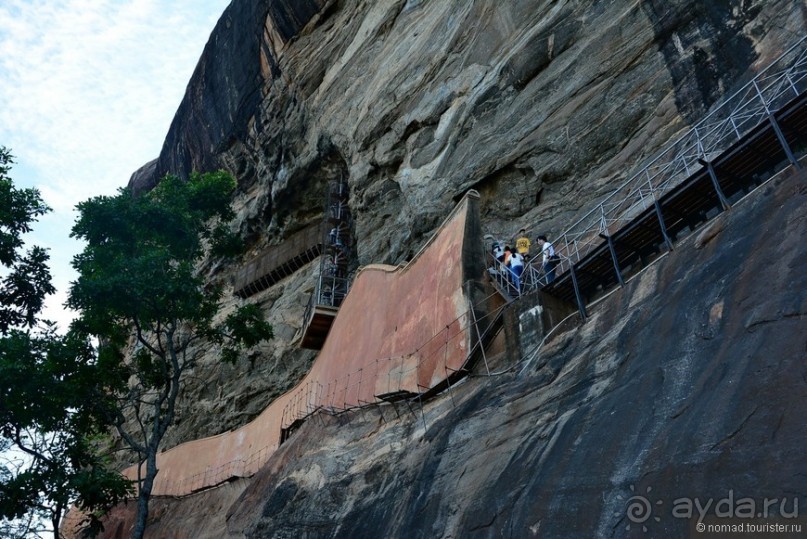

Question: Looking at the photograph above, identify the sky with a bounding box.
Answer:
[0,0,232,330]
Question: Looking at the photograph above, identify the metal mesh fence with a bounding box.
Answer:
[549,37,805,276]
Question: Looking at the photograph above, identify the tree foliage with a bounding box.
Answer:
[0,147,53,333]
[0,146,131,538]
[68,171,273,539]
[0,328,132,537]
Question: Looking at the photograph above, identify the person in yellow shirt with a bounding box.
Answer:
[515,228,530,256]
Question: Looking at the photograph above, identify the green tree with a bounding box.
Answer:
[0,146,52,332]
[68,171,273,539]
[0,328,132,537]
[0,146,131,538]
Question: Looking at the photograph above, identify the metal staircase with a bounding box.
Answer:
[491,37,806,318]
[299,176,356,349]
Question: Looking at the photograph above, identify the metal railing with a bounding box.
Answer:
[90,290,505,501]
[282,289,506,432]
[300,274,352,343]
[546,36,806,276]
[64,39,806,518]
[486,252,555,297]
[300,175,356,334]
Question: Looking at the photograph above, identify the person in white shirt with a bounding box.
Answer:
[509,250,524,295]
[492,240,504,262]
[536,235,557,285]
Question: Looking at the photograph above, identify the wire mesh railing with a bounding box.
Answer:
[65,39,807,524]
[108,287,506,500]
[486,252,557,298]
[300,175,356,331]
[548,36,806,276]
[281,291,506,432]
[147,443,276,497]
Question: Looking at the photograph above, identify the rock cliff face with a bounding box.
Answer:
[229,168,807,538]
[103,167,806,537]
[120,0,803,457]
[109,0,804,534]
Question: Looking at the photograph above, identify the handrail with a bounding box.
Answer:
[281,286,507,432]
[96,285,505,500]
[547,36,805,275]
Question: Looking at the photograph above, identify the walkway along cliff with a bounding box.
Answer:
[488,37,806,312]
[116,0,804,460]
[67,33,807,538]
[120,189,494,498]
[88,134,807,539]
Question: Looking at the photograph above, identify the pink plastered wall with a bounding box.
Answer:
[119,192,479,497]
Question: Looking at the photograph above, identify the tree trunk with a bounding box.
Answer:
[131,451,158,539]
[51,511,60,539]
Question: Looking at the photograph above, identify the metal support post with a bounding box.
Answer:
[784,72,798,97]
[653,201,674,252]
[605,234,625,286]
[599,205,608,235]
[767,113,801,170]
[730,117,741,140]
[568,264,587,320]
[694,126,706,160]
[699,158,731,211]
[444,365,456,408]
[416,394,428,434]
[750,76,800,170]
[470,306,490,376]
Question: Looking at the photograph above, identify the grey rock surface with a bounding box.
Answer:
[100,163,806,538]
[116,0,803,473]
[236,169,807,537]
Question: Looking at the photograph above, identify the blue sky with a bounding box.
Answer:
[0,0,231,329]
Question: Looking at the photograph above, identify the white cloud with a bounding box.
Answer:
[0,0,231,328]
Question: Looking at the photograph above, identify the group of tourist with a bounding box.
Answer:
[488,228,558,296]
